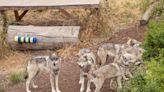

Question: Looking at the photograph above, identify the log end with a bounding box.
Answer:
[140,20,148,26]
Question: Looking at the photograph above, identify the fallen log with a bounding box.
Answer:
[7,25,80,50]
[140,1,159,25]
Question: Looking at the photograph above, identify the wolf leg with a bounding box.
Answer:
[50,73,56,92]
[26,67,38,92]
[86,80,91,92]
[116,76,122,89]
[94,78,104,92]
[79,70,85,92]
[55,74,61,92]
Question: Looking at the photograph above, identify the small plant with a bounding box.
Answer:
[120,52,164,92]
[0,85,5,92]
[143,20,164,60]
[9,72,23,84]
[154,0,164,16]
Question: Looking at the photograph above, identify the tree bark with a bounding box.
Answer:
[140,1,159,25]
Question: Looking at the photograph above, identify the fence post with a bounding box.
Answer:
[0,10,8,48]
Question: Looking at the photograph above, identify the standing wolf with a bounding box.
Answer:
[86,52,142,92]
[76,48,98,92]
[25,52,61,92]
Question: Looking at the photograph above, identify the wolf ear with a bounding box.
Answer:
[127,38,133,47]
[122,55,127,61]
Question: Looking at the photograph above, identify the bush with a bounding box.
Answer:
[154,0,164,16]
[120,50,164,92]
[143,20,164,60]
[119,72,146,92]
[9,72,23,84]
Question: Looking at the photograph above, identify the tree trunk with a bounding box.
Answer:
[140,1,159,25]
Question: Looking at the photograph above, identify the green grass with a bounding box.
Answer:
[9,72,23,84]
[0,85,5,92]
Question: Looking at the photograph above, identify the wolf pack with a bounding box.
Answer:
[24,38,144,92]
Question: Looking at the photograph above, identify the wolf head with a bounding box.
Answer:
[127,38,142,47]
[121,53,143,66]
[76,48,96,70]
[49,52,61,68]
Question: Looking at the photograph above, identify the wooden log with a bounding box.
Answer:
[7,25,80,50]
[0,10,7,33]
[140,1,159,25]
[59,9,74,18]
[0,10,7,46]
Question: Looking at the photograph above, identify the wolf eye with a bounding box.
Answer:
[55,57,59,60]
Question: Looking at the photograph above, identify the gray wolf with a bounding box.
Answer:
[25,52,61,92]
[97,39,144,80]
[76,48,98,92]
[97,38,142,66]
[86,53,142,92]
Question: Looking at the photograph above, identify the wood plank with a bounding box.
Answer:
[0,0,100,10]
[17,10,29,21]
[7,25,80,50]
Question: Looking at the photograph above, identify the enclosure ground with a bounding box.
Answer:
[0,24,145,92]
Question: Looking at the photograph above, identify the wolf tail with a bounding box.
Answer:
[24,67,28,79]
[24,60,30,80]
[97,47,106,66]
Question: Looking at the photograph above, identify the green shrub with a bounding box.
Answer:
[120,51,164,92]
[119,72,146,92]
[9,72,23,84]
[143,20,164,60]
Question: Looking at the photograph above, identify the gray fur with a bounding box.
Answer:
[25,52,61,92]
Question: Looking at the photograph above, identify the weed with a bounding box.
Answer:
[0,85,5,92]
[9,72,23,84]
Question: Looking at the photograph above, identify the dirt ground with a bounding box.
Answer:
[1,60,116,92]
[0,24,146,92]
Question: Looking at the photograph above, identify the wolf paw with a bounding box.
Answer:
[56,90,61,92]
[52,90,56,92]
[27,90,31,92]
[80,88,84,92]
[32,85,38,89]
[86,89,91,92]
[79,80,83,84]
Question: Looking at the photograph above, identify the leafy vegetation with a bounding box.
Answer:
[120,49,164,92]
[143,20,164,60]
[154,0,164,16]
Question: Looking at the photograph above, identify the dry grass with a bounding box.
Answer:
[0,52,30,73]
